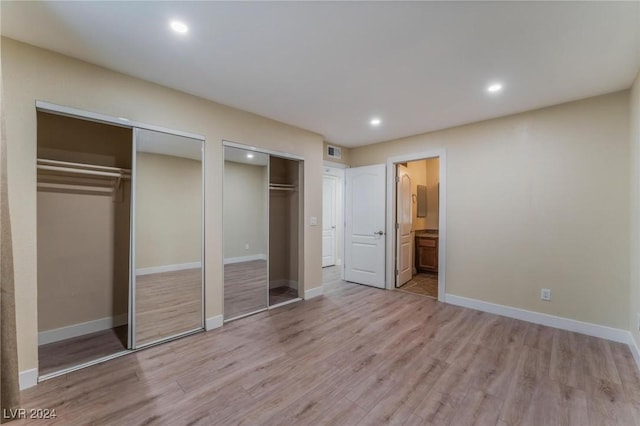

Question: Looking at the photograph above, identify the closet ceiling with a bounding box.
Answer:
[2,1,639,147]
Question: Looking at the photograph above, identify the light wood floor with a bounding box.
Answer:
[38,326,127,376]
[322,265,342,284]
[225,260,268,319]
[399,273,438,299]
[136,268,203,345]
[19,280,640,425]
[225,260,299,319]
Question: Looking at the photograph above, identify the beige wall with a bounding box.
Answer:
[2,37,324,373]
[323,141,350,165]
[37,190,129,331]
[630,71,640,349]
[135,152,202,269]
[351,91,631,330]
[223,160,268,259]
[425,158,439,230]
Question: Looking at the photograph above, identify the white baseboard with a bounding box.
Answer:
[304,286,324,300]
[136,261,202,276]
[223,254,267,265]
[38,314,128,345]
[445,294,630,343]
[19,368,38,390]
[629,333,640,371]
[205,315,223,331]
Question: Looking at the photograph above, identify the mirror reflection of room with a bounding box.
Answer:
[134,129,203,347]
[223,147,269,320]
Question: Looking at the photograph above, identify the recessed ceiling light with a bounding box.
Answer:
[370,118,381,126]
[486,83,503,93]
[246,153,254,159]
[170,20,189,34]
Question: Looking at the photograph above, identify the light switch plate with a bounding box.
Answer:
[310,216,318,226]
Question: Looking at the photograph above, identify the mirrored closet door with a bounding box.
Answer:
[223,146,269,320]
[223,144,303,322]
[132,129,204,347]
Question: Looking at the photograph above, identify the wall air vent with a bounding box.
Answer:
[326,145,342,160]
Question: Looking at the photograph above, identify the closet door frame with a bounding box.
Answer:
[35,101,206,354]
[222,140,304,318]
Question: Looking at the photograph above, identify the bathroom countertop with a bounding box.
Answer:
[415,230,439,238]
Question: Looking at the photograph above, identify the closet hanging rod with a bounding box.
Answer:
[269,187,295,191]
[37,165,131,179]
[37,158,131,173]
[37,182,114,194]
[269,183,295,188]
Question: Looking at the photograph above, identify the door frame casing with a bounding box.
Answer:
[322,174,338,267]
[385,149,447,301]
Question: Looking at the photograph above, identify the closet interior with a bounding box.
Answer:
[268,156,301,306]
[36,106,205,379]
[223,145,303,321]
[37,112,132,376]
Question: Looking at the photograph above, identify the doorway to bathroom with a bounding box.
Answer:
[392,156,442,299]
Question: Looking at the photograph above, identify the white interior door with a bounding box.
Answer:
[345,164,386,288]
[396,165,412,287]
[322,176,337,267]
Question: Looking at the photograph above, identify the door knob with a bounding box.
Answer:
[331,226,336,229]
[374,230,384,235]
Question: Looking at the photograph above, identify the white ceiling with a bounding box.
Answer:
[137,128,202,160]
[2,1,639,147]
[224,146,269,166]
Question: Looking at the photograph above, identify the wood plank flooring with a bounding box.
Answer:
[268,287,299,306]
[17,279,640,425]
[399,273,438,299]
[225,260,268,319]
[322,265,342,284]
[38,326,127,376]
[136,268,203,345]
[225,260,300,318]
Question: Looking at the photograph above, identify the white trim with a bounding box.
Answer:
[222,140,304,161]
[323,160,348,169]
[445,294,630,343]
[36,100,205,141]
[38,314,128,345]
[136,261,202,276]
[385,149,447,302]
[629,334,640,370]
[223,254,267,265]
[19,368,38,390]
[304,286,324,299]
[205,315,224,331]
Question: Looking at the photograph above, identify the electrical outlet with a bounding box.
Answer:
[541,288,551,301]
[245,243,249,250]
